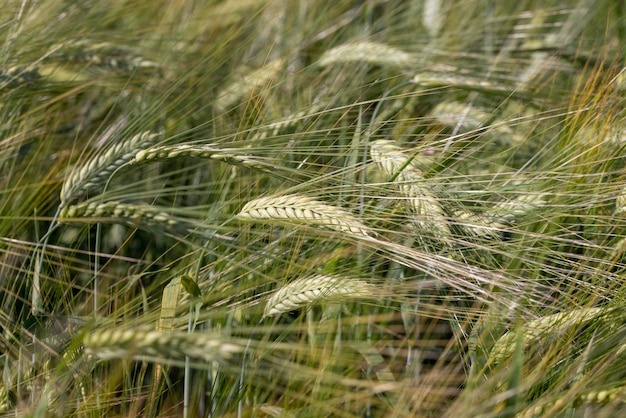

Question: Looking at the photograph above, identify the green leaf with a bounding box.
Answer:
[180,275,202,298]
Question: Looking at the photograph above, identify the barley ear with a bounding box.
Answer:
[48,39,162,76]
[84,328,243,363]
[318,41,416,68]
[0,65,42,88]
[130,144,278,176]
[264,274,376,317]
[370,140,451,243]
[519,386,626,418]
[429,101,489,132]
[411,71,513,96]
[60,131,160,206]
[215,58,284,113]
[489,307,609,362]
[486,193,547,223]
[615,192,626,215]
[249,103,324,141]
[59,200,178,228]
[237,194,374,238]
[450,209,505,241]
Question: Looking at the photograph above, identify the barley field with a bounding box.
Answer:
[0,0,625,417]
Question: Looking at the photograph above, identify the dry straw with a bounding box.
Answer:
[317,41,416,68]
[264,274,376,317]
[215,58,284,112]
[370,140,451,242]
[152,274,194,402]
[158,276,185,333]
[60,131,160,206]
[237,194,374,238]
[84,328,243,363]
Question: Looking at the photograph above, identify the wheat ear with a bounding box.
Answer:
[60,131,160,206]
[237,194,374,238]
[84,328,243,363]
[317,41,416,68]
[59,200,178,227]
[370,140,451,242]
[489,307,609,362]
[264,274,376,317]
